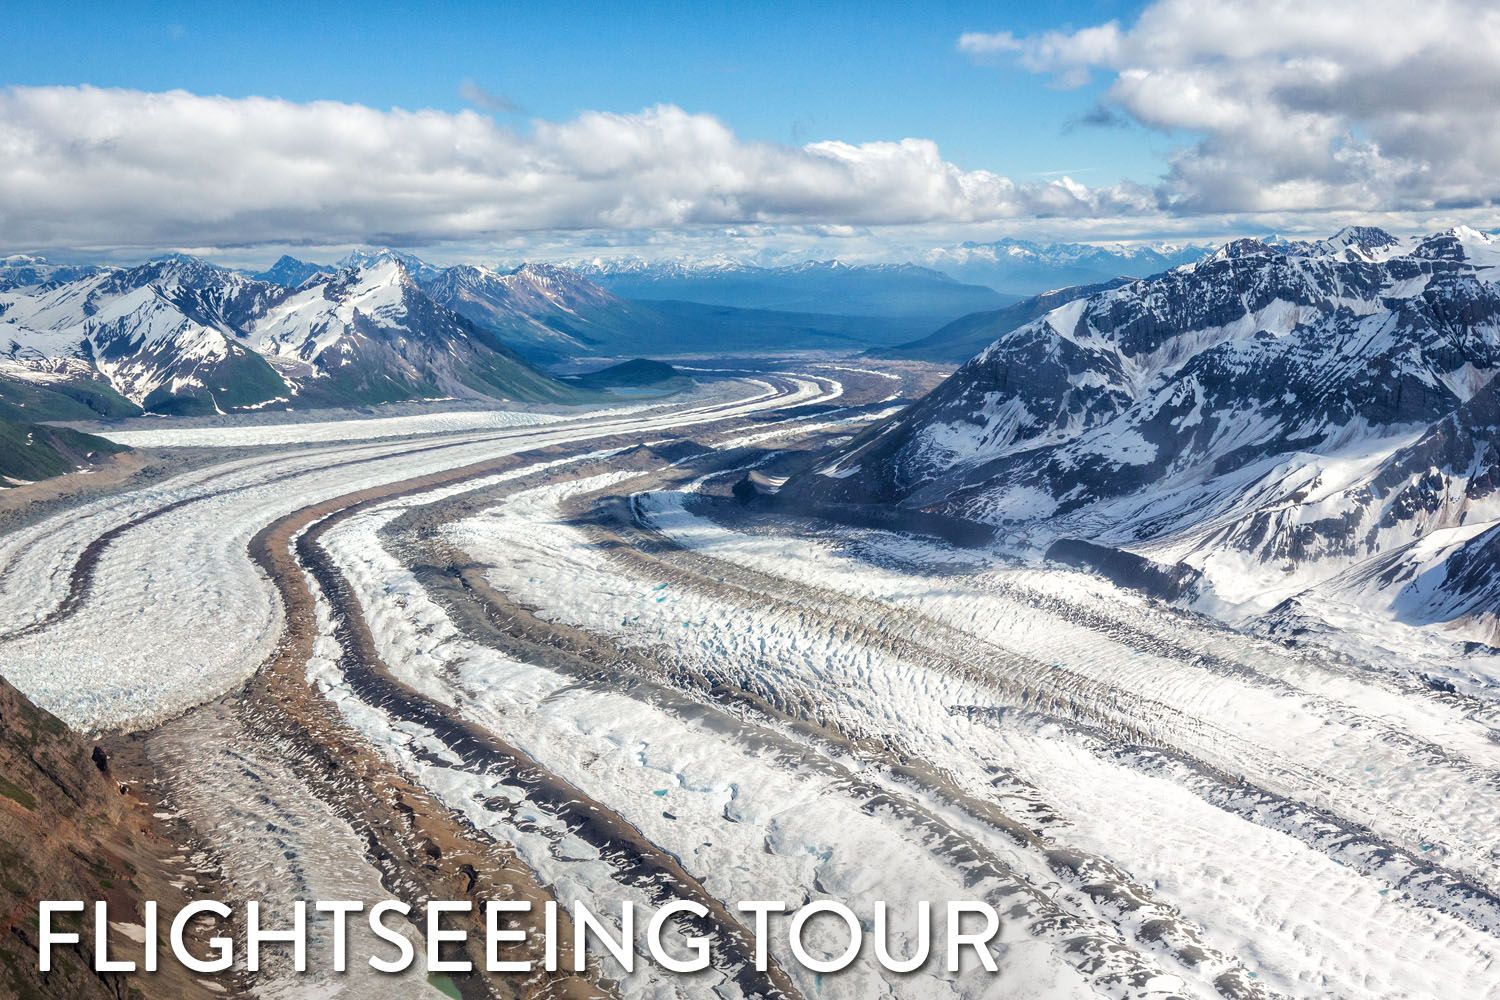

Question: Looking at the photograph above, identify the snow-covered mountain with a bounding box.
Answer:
[787,226,1500,648]
[0,255,577,414]
[573,258,1012,320]
[920,238,1212,296]
[0,255,110,291]
[252,258,576,405]
[0,256,289,413]
[337,247,446,285]
[0,246,948,402]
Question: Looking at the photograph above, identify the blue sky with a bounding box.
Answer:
[9,1,1160,182]
[3,1,1496,262]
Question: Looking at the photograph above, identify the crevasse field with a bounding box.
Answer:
[2,363,1496,1000]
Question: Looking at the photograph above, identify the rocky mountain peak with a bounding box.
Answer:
[785,226,1500,646]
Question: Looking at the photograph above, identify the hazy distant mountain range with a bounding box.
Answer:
[252,252,957,360]
[0,254,109,291]
[918,238,1211,296]
[570,258,1016,319]
[871,278,1131,363]
[565,240,1214,302]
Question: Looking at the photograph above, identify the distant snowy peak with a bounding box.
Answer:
[429,260,616,313]
[931,237,1209,267]
[1316,225,1402,259]
[570,254,756,279]
[1230,226,1500,269]
[1411,226,1500,271]
[252,258,417,361]
[919,238,1213,296]
[245,257,577,404]
[490,262,619,310]
[0,254,110,291]
[337,247,445,285]
[1207,237,1278,261]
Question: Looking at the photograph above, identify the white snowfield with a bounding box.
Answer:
[4,362,1499,999]
[90,393,705,448]
[94,406,572,448]
[0,375,816,730]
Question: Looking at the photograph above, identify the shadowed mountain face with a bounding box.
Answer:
[785,227,1500,642]
[250,254,330,289]
[871,278,1130,363]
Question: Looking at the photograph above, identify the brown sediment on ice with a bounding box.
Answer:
[237,455,613,1000]
[274,442,804,1000]
[0,449,153,519]
[223,378,827,996]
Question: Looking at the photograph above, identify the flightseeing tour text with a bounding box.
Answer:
[41,898,1007,976]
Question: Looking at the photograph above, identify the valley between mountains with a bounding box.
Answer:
[1,227,1499,999]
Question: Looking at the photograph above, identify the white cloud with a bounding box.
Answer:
[964,0,1500,214]
[955,31,1021,58]
[0,85,1155,253]
[458,81,521,114]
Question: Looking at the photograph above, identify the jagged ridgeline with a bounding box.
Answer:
[0,249,1020,417]
[784,226,1500,643]
[0,253,584,416]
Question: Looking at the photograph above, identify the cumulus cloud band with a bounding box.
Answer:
[966,0,1500,214]
[0,85,1148,251]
